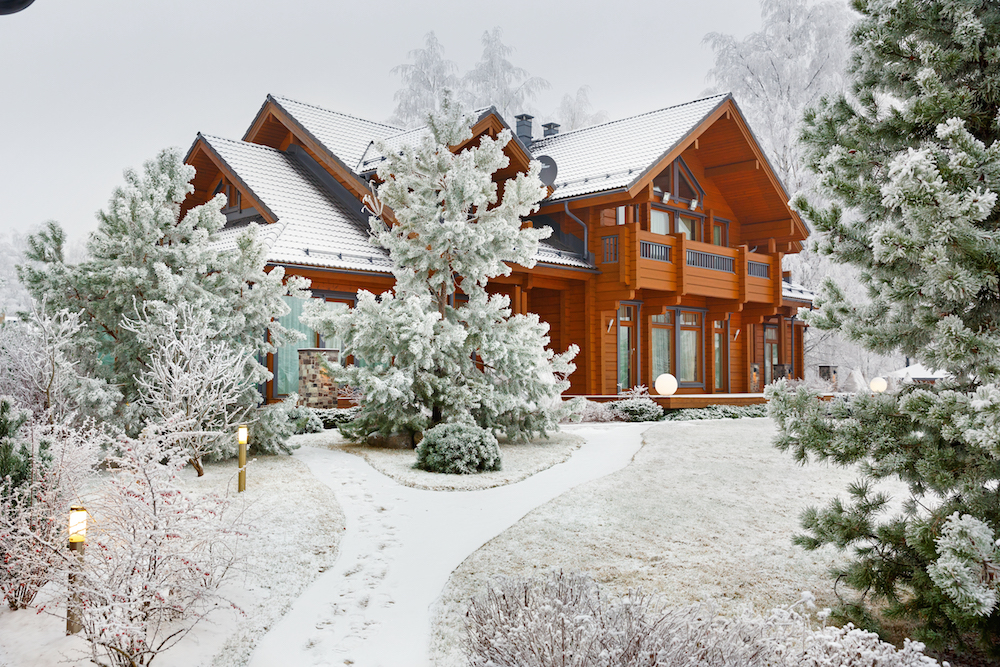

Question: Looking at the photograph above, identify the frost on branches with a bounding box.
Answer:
[767,0,1000,655]
[16,148,310,452]
[70,427,244,667]
[304,94,578,442]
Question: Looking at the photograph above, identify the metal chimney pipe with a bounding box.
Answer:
[542,122,560,137]
[515,114,534,145]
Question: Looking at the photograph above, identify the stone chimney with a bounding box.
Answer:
[515,114,534,145]
[542,122,561,137]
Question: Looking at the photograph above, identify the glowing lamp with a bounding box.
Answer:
[238,424,248,446]
[654,373,678,396]
[68,506,87,543]
[870,377,888,393]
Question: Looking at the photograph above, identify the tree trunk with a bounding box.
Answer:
[189,457,204,477]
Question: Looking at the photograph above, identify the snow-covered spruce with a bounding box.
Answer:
[466,571,942,667]
[415,422,501,475]
[303,93,578,444]
[766,0,1000,651]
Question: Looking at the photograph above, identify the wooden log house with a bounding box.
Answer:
[181,93,812,408]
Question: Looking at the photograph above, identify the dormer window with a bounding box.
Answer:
[651,157,704,209]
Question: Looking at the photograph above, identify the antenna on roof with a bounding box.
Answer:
[537,156,558,188]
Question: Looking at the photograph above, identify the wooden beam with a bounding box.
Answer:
[704,159,758,179]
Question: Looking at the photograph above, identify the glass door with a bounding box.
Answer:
[764,326,779,385]
[617,305,637,392]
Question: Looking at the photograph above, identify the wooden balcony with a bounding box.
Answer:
[629,231,782,304]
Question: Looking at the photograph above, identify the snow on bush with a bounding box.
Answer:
[124,302,256,476]
[71,425,245,667]
[0,402,103,610]
[288,404,324,435]
[661,404,768,421]
[249,395,300,455]
[465,571,943,667]
[415,422,501,475]
[563,399,614,423]
[315,406,360,430]
[607,398,663,422]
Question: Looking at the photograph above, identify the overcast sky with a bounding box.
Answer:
[0,0,764,244]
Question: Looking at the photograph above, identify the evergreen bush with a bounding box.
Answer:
[662,404,768,421]
[249,397,299,455]
[315,406,360,430]
[607,397,663,422]
[288,404,323,435]
[415,422,501,475]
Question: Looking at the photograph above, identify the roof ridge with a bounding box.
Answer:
[531,92,731,146]
[270,95,403,132]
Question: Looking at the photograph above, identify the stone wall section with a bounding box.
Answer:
[298,348,340,408]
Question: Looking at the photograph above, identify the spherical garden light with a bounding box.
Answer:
[654,373,678,396]
[870,377,888,393]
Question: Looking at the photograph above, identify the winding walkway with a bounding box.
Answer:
[247,423,647,667]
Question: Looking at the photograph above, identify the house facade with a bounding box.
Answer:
[181,93,811,408]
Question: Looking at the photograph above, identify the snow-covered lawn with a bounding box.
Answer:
[429,418,910,666]
[0,455,345,667]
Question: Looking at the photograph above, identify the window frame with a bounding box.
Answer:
[649,305,707,390]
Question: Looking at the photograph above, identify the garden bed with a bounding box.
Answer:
[297,428,585,491]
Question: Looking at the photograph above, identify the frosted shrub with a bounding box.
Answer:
[249,396,299,455]
[466,572,942,667]
[608,398,663,422]
[288,404,323,435]
[564,399,614,423]
[315,406,360,429]
[415,422,501,475]
[662,404,768,421]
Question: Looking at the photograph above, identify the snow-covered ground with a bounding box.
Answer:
[248,423,646,667]
[0,455,345,667]
[0,419,910,667]
[429,418,910,666]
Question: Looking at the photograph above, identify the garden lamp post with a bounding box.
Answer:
[237,424,248,493]
[66,505,87,635]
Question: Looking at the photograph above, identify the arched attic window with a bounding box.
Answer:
[652,157,704,209]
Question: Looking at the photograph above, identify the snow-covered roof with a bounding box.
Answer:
[781,281,814,303]
[886,363,950,381]
[528,94,730,202]
[269,96,403,173]
[200,133,595,274]
[200,134,393,273]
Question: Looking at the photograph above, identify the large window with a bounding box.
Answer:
[650,208,670,235]
[274,296,316,396]
[650,157,705,209]
[678,311,701,383]
[676,215,699,241]
[651,312,673,381]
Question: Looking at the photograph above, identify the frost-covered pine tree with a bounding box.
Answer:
[767,0,1000,655]
[303,93,577,442]
[17,149,309,447]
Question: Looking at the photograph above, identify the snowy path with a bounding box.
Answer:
[247,423,647,667]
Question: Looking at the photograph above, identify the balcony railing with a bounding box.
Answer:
[686,249,734,273]
[602,235,619,263]
[639,240,671,263]
[747,260,770,278]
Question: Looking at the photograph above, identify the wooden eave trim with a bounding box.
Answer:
[253,96,373,203]
[189,137,278,225]
[718,99,809,242]
[624,97,734,200]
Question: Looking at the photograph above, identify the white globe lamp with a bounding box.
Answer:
[654,373,678,396]
[870,377,888,393]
